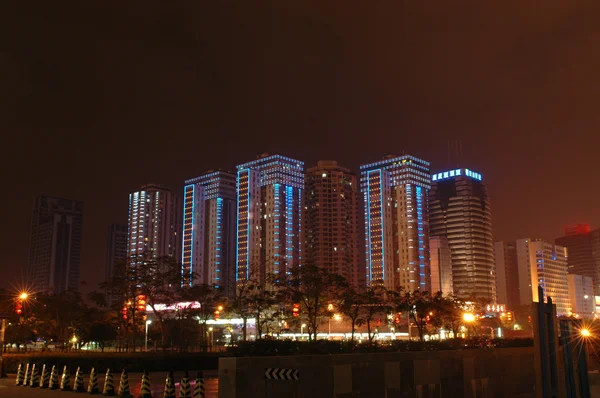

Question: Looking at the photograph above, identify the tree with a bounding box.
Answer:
[392,290,439,342]
[88,320,117,353]
[436,294,466,338]
[338,285,365,342]
[359,287,389,343]
[180,284,221,351]
[273,264,347,341]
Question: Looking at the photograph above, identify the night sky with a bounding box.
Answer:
[3,2,600,293]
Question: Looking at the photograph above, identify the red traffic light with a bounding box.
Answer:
[292,303,300,317]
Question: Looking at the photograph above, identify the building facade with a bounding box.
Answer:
[304,161,360,287]
[568,274,596,318]
[182,170,236,296]
[494,241,520,309]
[106,223,128,282]
[360,154,431,292]
[127,184,179,268]
[430,236,452,295]
[28,196,83,294]
[555,224,600,295]
[236,154,304,285]
[429,168,496,302]
[516,239,570,316]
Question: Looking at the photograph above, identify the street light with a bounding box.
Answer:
[145,320,152,351]
[301,323,306,338]
[208,327,214,350]
[581,328,592,338]
[19,293,28,300]
[463,313,476,338]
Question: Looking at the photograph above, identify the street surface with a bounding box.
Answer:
[0,371,218,397]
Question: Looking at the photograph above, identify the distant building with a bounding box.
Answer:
[516,239,570,316]
[28,196,83,294]
[236,154,304,285]
[106,223,128,282]
[429,168,496,302]
[555,224,600,295]
[494,241,520,309]
[360,154,431,292]
[304,161,360,287]
[430,236,452,295]
[182,170,236,296]
[568,274,596,318]
[127,184,179,269]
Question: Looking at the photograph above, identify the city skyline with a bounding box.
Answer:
[4,2,600,294]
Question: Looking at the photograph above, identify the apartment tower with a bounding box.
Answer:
[127,184,179,267]
[360,154,431,292]
[304,160,360,287]
[28,196,83,294]
[182,170,236,296]
[236,154,304,285]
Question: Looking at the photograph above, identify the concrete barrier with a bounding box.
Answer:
[219,347,536,398]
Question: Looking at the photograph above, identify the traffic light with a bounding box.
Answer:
[506,311,513,322]
[15,299,22,315]
[292,303,300,317]
[121,305,128,320]
[137,295,146,312]
[394,316,401,325]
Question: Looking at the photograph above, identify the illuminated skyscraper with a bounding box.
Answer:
[429,168,496,302]
[236,153,304,285]
[515,238,570,316]
[182,170,236,296]
[360,154,431,291]
[28,196,83,294]
[127,184,179,267]
[304,161,360,287]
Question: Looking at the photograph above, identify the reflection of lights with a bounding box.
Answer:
[581,328,592,338]
[463,313,475,322]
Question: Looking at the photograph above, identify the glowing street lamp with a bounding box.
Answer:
[19,292,29,300]
[581,328,592,338]
[463,313,476,323]
[145,320,152,351]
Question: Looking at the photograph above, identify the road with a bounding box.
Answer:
[0,371,218,397]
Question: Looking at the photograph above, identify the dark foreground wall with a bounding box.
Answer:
[219,347,535,398]
[2,353,220,373]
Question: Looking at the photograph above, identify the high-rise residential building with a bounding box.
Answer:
[127,184,179,268]
[568,274,596,318]
[429,236,452,295]
[182,170,236,296]
[304,161,360,287]
[555,224,600,295]
[516,239,570,316]
[360,154,431,292]
[28,196,83,294]
[429,168,496,302]
[494,241,520,308]
[106,223,128,282]
[236,153,304,285]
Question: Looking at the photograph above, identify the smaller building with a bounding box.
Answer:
[568,274,596,318]
[430,236,452,295]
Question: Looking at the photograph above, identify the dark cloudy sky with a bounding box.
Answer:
[2,2,600,293]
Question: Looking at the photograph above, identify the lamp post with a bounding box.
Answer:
[301,324,306,339]
[208,327,214,351]
[145,320,152,351]
[463,312,475,338]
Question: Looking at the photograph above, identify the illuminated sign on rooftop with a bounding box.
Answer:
[431,168,482,182]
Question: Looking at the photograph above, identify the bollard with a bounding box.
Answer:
[179,371,191,398]
[103,368,115,396]
[163,371,176,398]
[193,371,205,398]
[15,363,24,386]
[139,370,152,398]
[40,364,50,388]
[118,369,132,398]
[49,365,60,390]
[61,365,71,391]
[88,367,100,394]
[23,363,31,387]
[29,363,40,387]
[74,366,86,392]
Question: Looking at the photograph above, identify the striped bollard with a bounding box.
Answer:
[140,371,152,398]
[48,365,60,390]
[15,363,24,386]
[88,367,100,394]
[29,364,40,387]
[40,364,50,388]
[163,371,176,398]
[118,369,132,397]
[193,371,205,398]
[60,365,71,391]
[23,363,31,387]
[179,371,191,398]
[103,368,115,396]
[73,366,85,392]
